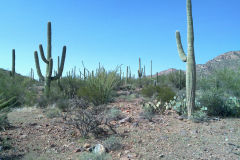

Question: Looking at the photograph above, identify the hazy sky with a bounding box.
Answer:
[0,0,239,77]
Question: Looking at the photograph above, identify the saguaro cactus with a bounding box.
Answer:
[10,49,15,77]
[125,66,128,84]
[176,0,196,119]
[138,58,143,87]
[34,22,66,97]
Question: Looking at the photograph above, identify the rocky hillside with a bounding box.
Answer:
[155,51,240,77]
[196,51,240,76]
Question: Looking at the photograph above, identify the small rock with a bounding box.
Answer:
[83,143,91,148]
[118,152,122,157]
[128,153,137,158]
[124,150,130,154]
[20,135,27,139]
[93,144,106,155]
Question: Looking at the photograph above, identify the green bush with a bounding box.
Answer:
[167,70,186,89]
[141,85,175,104]
[0,112,10,130]
[198,89,228,117]
[0,71,38,107]
[141,85,156,98]
[105,108,122,121]
[155,86,176,103]
[45,107,61,118]
[77,67,120,106]
[103,136,122,151]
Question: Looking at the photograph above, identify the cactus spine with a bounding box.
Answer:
[138,58,143,87]
[176,0,196,119]
[10,49,15,77]
[34,22,66,97]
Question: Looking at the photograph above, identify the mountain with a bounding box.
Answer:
[154,51,240,77]
[196,51,240,76]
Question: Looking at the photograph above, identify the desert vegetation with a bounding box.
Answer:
[1,0,240,159]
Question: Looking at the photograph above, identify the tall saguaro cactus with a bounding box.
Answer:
[34,22,66,97]
[138,58,143,87]
[176,0,196,119]
[10,49,15,77]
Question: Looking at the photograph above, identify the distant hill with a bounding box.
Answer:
[154,51,240,77]
[196,51,240,76]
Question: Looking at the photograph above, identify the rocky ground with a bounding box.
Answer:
[1,92,240,160]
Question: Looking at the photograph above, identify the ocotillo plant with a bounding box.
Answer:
[10,49,15,77]
[138,58,143,87]
[176,0,196,119]
[34,22,66,97]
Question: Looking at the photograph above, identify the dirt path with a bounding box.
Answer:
[1,95,240,160]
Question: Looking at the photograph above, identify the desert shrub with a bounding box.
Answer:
[0,72,38,107]
[190,110,208,122]
[55,98,70,112]
[155,85,176,103]
[45,107,61,118]
[167,70,186,89]
[78,152,112,160]
[198,89,228,117]
[141,85,175,103]
[77,67,120,106]
[63,108,102,137]
[198,89,240,117]
[60,76,84,98]
[198,68,240,97]
[0,137,12,151]
[36,95,49,108]
[68,98,89,110]
[105,108,123,121]
[0,112,10,131]
[141,85,156,98]
[103,136,122,151]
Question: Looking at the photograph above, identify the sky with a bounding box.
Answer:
[0,0,239,77]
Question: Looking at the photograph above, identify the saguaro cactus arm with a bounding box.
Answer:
[176,31,187,62]
[52,46,66,80]
[34,51,45,81]
[39,45,49,64]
